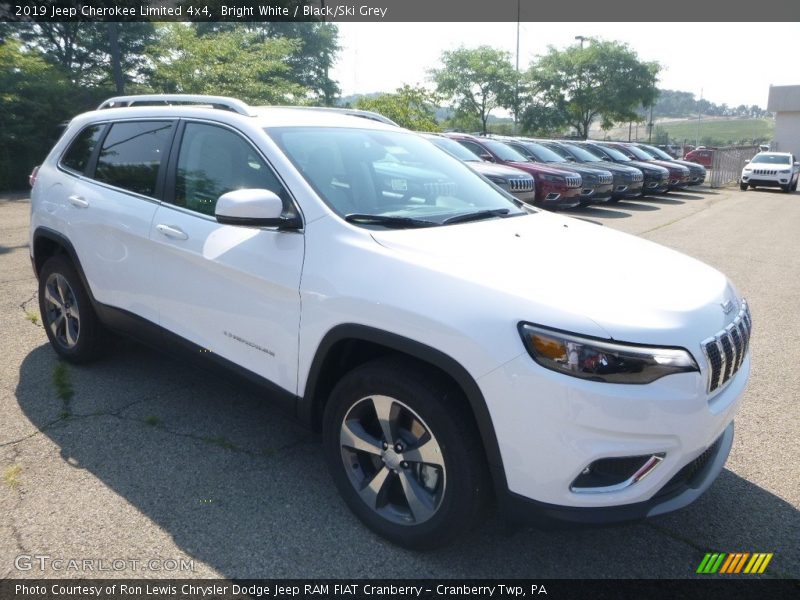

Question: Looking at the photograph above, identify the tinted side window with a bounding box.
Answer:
[459,141,485,158]
[174,123,287,216]
[95,121,174,197]
[61,124,105,174]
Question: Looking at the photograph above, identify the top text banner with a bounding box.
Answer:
[1,0,799,22]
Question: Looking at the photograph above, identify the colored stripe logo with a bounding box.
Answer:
[697,552,773,574]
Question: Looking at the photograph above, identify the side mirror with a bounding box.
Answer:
[744,159,750,164]
[215,189,301,229]
[479,153,495,163]
[565,156,576,162]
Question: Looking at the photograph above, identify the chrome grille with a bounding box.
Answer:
[423,181,457,197]
[565,175,582,188]
[598,173,613,185]
[508,177,534,192]
[753,169,778,175]
[702,300,752,393]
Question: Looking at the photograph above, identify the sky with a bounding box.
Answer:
[330,22,800,109]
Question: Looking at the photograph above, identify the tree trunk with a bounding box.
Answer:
[107,23,124,95]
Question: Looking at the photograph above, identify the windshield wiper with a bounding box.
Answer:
[442,208,513,225]
[344,214,439,228]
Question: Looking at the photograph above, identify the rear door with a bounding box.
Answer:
[65,119,175,323]
[149,120,304,393]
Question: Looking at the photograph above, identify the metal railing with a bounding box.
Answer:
[709,145,759,188]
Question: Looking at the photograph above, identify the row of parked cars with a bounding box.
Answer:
[425,134,706,211]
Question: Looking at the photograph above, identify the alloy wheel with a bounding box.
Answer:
[339,394,445,525]
[43,273,80,349]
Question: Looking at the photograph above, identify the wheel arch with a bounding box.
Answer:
[300,323,507,494]
[32,227,92,296]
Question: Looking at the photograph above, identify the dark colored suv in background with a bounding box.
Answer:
[577,142,670,195]
[423,134,536,205]
[603,142,691,190]
[634,143,706,186]
[442,133,583,210]
[501,138,614,206]
[538,140,645,201]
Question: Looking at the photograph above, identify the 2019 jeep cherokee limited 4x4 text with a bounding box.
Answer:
[30,95,751,549]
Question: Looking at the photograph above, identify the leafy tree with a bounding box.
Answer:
[148,24,304,104]
[356,85,440,131]
[519,102,568,137]
[430,46,518,134]
[528,39,659,139]
[0,39,74,190]
[194,21,340,105]
[16,21,156,91]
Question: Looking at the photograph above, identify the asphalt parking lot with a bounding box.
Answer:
[1,186,798,579]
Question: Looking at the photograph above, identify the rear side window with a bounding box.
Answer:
[60,125,105,174]
[94,121,174,197]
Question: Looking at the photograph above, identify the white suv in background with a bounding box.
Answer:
[740,151,800,192]
[30,95,751,549]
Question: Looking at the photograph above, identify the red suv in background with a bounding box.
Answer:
[684,148,714,169]
[442,133,583,210]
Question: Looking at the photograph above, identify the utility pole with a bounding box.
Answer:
[696,88,703,146]
[514,0,520,135]
[574,35,587,138]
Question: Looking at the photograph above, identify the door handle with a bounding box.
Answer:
[156,224,189,240]
[68,195,89,208]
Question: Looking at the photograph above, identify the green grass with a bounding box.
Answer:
[24,310,39,325]
[144,415,160,427]
[3,465,22,489]
[654,118,774,146]
[600,118,774,147]
[52,362,74,403]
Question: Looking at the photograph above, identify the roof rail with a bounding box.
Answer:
[97,95,253,116]
[271,106,399,127]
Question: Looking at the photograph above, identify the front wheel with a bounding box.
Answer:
[322,357,490,549]
[740,182,748,191]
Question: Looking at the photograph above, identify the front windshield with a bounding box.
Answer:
[751,154,791,165]
[519,142,567,163]
[428,136,482,162]
[266,127,526,226]
[641,145,672,160]
[561,143,603,162]
[622,145,655,161]
[481,139,530,162]
[586,144,631,162]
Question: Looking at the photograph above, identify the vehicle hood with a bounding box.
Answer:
[626,160,669,175]
[650,159,690,174]
[469,161,533,180]
[672,159,706,174]
[370,212,737,348]
[584,162,642,177]
[504,160,580,177]
[544,163,613,180]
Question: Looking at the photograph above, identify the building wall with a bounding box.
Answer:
[774,112,800,159]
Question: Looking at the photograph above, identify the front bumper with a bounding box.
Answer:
[478,348,749,522]
[499,422,734,526]
[741,172,792,187]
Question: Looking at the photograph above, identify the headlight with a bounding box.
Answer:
[779,169,791,174]
[518,323,699,384]
[485,175,507,186]
[743,168,752,172]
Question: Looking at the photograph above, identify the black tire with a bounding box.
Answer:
[782,183,791,193]
[740,182,748,191]
[322,356,490,550]
[38,254,104,363]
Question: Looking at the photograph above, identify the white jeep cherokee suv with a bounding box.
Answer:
[740,151,800,192]
[29,95,751,549]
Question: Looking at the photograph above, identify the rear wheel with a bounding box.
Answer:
[322,357,490,549]
[38,255,104,363]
